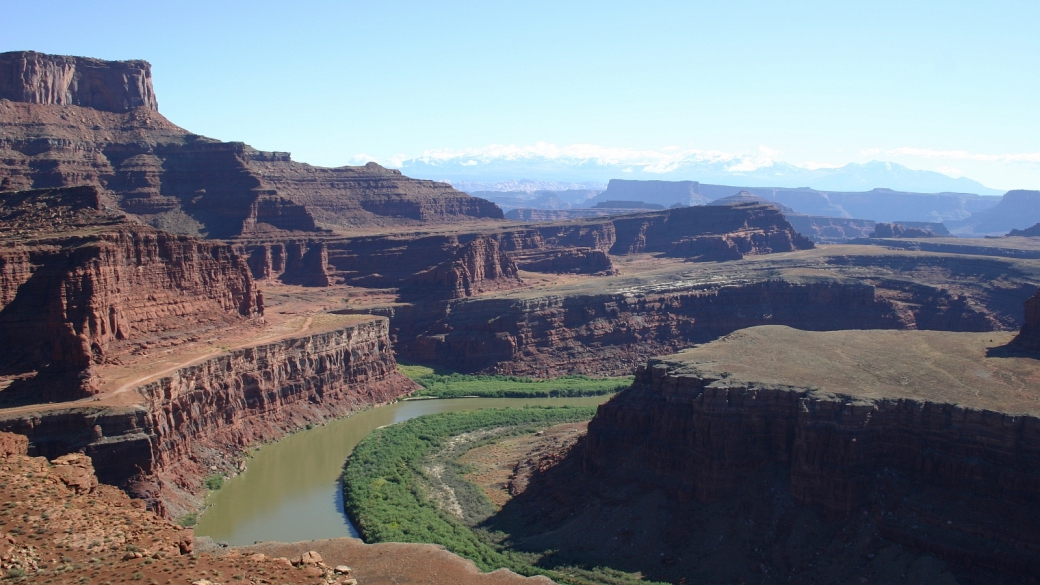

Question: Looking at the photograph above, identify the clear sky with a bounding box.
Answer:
[4,0,1039,189]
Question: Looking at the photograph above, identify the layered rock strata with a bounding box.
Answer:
[0,51,158,112]
[399,279,907,375]
[0,316,414,517]
[313,200,805,296]
[0,52,503,235]
[873,222,938,238]
[0,186,258,400]
[581,327,1040,576]
[609,200,814,259]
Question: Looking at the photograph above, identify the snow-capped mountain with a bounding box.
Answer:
[395,145,1001,195]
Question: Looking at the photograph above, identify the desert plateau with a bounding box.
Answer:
[2,5,1040,584]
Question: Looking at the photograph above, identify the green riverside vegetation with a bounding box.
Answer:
[342,406,662,585]
[399,364,631,399]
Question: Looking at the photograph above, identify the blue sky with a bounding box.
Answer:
[4,1,1039,189]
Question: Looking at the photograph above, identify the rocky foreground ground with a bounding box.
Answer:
[0,431,548,585]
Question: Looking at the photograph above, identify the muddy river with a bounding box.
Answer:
[194,395,611,545]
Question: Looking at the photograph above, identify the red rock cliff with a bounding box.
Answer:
[0,51,158,113]
[0,316,415,517]
[582,348,1040,573]
[400,279,908,375]
[0,187,259,399]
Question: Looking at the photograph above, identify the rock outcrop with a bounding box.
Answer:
[609,200,814,259]
[0,315,414,517]
[588,179,710,208]
[950,189,1040,235]
[1012,288,1040,351]
[1008,222,1040,237]
[0,186,259,400]
[0,51,158,112]
[400,279,907,375]
[873,222,938,238]
[400,236,521,300]
[785,215,950,243]
[514,247,615,275]
[0,52,503,235]
[578,327,1040,577]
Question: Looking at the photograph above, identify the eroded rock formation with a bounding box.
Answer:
[0,316,414,517]
[1012,288,1040,351]
[873,222,938,238]
[400,236,520,300]
[0,186,258,400]
[571,328,1040,579]
[0,51,158,112]
[0,52,503,235]
[1008,222,1040,237]
[400,280,906,375]
[609,200,814,259]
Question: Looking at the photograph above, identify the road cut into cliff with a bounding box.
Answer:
[0,313,417,518]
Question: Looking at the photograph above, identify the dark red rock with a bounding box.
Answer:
[581,351,1040,574]
[609,200,814,258]
[0,316,415,517]
[0,51,158,113]
[0,53,503,235]
[400,235,520,300]
[515,247,615,275]
[0,186,259,400]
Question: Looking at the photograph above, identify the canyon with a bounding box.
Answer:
[0,314,412,518]
[482,325,1040,584]
[0,52,501,238]
[2,49,1040,585]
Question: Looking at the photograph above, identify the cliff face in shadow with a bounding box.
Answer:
[487,334,1040,584]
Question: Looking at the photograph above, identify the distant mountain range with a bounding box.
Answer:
[398,152,1003,196]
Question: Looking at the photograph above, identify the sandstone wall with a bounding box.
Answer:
[399,280,906,375]
[0,98,502,234]
[582,359,1040,572]
[0,227,258,398]
[608,202,814,259]
[0,317,415,517]
[0,51,158,112]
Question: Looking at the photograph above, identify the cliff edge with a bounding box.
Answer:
[0,50,158,112]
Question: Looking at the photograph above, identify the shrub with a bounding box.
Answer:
[204,474,224,491]
[398,365,632,399]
